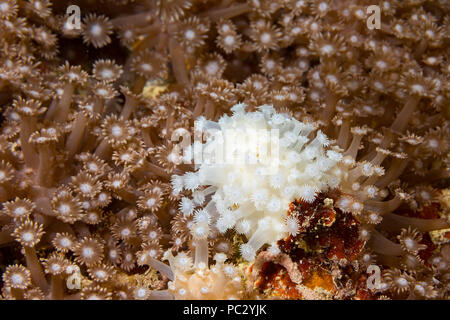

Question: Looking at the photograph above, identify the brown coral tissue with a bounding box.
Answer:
[0,0,449,301]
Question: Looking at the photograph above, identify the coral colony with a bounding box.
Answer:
[0,0,448,301]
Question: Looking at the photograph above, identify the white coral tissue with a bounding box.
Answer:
[171,104,344,261]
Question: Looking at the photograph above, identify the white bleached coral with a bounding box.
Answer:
[172,104,344,261]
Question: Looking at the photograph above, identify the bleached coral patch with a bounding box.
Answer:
[172,104,344,261]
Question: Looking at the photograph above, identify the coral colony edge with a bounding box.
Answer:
[0,0,448,301]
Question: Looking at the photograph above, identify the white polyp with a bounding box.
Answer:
[193,209,210,224]
[268,243,281,255]
[246,224,271,255]
[194,239,209,268]
[180,197,195,217]
[163,250,177,272]
[240,243,256,261]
